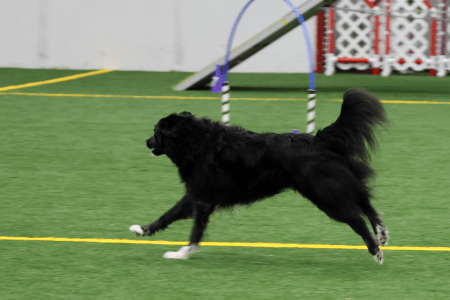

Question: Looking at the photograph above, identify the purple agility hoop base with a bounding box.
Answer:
[212,0,316,134]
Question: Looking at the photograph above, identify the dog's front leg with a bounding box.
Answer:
[162,203,215,260]
[129,194,193,237]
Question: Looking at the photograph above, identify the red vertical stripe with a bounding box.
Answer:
[328,8,335,54]
[430,18,437,56]
[385,0,391,55]
[430,18,437,76]
[374,16,380,55]
[315,11,325,73]
[373,15,380,76]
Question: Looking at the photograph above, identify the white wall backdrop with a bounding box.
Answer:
[0,0,316,73]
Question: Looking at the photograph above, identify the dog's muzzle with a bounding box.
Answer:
[146,136,164,156]
[146,136,156,149]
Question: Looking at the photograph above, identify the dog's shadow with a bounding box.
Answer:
[122,246,391,283]
[187,247,384,275]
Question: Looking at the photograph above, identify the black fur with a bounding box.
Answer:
[141,88,388,258]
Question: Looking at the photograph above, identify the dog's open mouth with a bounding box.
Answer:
[152,149,165,156]
[147,136,165,156]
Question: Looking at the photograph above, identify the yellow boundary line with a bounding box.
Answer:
[1,91,449,104]
[1,236,449,252]
[0,92,305,101]
[0,69,113,92]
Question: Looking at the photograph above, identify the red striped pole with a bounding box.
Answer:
[373,13,381,75]
[328,7,335,56]
[315,11,326,73]
[430,17,437,76]
[384,0,391,57]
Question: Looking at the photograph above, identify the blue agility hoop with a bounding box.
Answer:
[222,0,255,83]
[215,0,316,133]
[222,0,315,90]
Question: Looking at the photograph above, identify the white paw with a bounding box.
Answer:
[163,245,199,260]
[373,249,384,265]
[129,225,144,237]
[376,225,390,246]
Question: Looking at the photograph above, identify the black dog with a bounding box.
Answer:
[130,88,389,263]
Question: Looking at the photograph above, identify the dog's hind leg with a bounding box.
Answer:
[344,217,384,264]
[360,201,389,246]
[163,203,215,259]
[299,169,385,264]
[129,194,194,237]
[314,201,384,264]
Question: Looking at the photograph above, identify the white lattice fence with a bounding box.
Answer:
[335,0,373,71]
[329,0,449,75]
[391,0,431,71]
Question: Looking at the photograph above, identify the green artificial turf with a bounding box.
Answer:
[3,241,450,300]
[1,68,450,299]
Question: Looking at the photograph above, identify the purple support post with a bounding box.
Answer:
[211,65,224,93]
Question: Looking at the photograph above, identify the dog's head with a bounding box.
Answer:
[146,111,200,157]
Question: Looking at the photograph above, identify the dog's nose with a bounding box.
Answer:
[146,137,155,149]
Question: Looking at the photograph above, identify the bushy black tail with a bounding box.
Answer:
[315,88,388,180]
